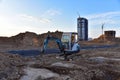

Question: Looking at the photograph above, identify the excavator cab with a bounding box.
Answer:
[61,32,78,50]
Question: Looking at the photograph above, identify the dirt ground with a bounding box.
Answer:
[0,31,120,80]
[19,47,120,80]
[0,41,120,80]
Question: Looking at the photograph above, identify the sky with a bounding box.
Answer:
[0,0,120,38]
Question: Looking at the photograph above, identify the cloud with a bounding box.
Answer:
[0,13,54,36]
[87,11,120,19]
[39,18,51,23]
[85,11,120,38]
[86,11,120,26]
[0,0,3,5]
[18,9,62,24]
[47,9,61,16]
[19,14,51,24]
[43,9,62,16]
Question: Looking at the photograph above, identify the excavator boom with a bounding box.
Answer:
[42,35,64,53]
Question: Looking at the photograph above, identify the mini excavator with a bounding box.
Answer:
[42,32,80,60]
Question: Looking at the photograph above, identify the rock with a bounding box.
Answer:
[88,57,107,63]
[51,62,77,68]
[20,67,60,80]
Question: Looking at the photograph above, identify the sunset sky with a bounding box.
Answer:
[0,0,120,38]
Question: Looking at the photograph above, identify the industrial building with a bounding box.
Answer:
[104,30,116,40]
[77,17,88,41]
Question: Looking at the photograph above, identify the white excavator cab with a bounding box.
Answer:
[61,32,78,50]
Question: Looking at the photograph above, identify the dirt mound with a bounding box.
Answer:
[92,34,120,45]
[79,34,120,47]
[38,31,63,48]
[0,31,63,50]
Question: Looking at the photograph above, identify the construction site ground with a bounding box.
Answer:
[0,43,120,80]
[0,31,120,80]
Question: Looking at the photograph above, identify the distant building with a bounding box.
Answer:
[77,17,88,41]
[104,30,116,40]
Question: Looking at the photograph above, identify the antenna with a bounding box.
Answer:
[101,23,105,41]
[102,23,105,35]
[77,12,80,18]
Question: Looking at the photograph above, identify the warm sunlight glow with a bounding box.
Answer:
[0,0,120,38]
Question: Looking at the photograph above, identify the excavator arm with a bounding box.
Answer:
[42,35,64,53]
